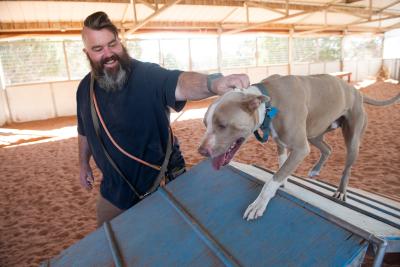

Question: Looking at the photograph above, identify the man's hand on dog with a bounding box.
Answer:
[79,164,94,191]
[213,74,250,95]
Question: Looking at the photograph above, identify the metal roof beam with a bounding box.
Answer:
[0,21,83,33]
[1,0,397,35]
[12,0,397,13]
[293,12,400,35]
[0,20,387,35]
[136,0,157,10]
[221,4,339,34]
[383,21,400,30]
[5,0,399,16]
[124,0,182,34]
[221,0,345,34]
[115,0,400,15]
[329,7,370,19]
[219,7,239,23]
[376,0,400,13]
[244,1,286,15]
[350,13,400,26]
[221,9,324,35]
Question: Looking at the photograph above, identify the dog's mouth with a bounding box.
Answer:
[212,137,245,170]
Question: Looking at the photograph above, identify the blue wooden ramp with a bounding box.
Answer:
[45,159,397,267]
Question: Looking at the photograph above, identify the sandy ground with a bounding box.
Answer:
[0,81,399,266]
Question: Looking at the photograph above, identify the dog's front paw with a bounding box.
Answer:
[243,198,269,221]
[243,180,281,221]
[333,190,347,201]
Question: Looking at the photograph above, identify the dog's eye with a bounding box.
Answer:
[217,123,227,130]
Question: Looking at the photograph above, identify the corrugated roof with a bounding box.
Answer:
[0,0,399,36]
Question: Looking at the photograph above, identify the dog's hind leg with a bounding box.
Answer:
[308,135,332,177]
[333,109,368,201]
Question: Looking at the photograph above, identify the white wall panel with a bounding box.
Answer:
[309,63,324,74]
[268,65,288,76]
[292,64,309,75]
[222,68,247,76]
[6,83,55,122]
[52,80,80,117]
[325,61,341,74]
[384,59,400,80]
[0,90,9,125]
[356,60,370,81]
[343,60,357,81]
[247,67,268,84]
[368,59,382,78]
[0,57,392,127]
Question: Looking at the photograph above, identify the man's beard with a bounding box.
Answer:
[88,46,131,92]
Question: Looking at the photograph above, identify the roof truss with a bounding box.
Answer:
[0,0,399,36]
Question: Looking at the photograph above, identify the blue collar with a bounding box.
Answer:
[252,83,279,143]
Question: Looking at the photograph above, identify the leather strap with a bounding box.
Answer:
[89,73,172,199]
[92,80,161,171]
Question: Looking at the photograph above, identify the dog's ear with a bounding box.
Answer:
[203,99,219,126]
[241,94,270,113]
[259,95,270,103]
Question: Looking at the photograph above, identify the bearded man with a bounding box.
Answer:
[77,11,250,227]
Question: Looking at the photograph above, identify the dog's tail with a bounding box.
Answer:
[363,92,400,106]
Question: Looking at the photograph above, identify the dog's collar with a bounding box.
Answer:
[252,83,279,143]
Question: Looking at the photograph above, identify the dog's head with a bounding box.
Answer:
[198,89,269,170]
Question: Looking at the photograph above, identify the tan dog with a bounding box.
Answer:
[198,74,400,221]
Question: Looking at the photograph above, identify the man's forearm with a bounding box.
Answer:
[175,72,250,101]
[175,72,212,101]
[78,134,92,167]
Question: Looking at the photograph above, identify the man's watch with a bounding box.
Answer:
[207,73,223,95]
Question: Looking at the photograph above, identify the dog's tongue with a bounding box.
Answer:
[211,138,244,170]
[211,149,236,170]
[212,154,226,170]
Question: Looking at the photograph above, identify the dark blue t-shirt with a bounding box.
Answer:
[76,59,185,209]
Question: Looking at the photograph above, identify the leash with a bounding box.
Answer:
[252,83,279,143]
[92,87,161,171]
[89,74,172,199]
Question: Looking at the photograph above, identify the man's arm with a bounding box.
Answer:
[78,134,95,190]
[175,72,250,101]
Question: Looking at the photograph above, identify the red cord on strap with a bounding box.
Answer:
[92,91,161,171]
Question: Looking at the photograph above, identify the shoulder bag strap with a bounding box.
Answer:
[89,74,172,200]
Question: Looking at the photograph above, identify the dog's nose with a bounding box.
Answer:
[198,146,210,157]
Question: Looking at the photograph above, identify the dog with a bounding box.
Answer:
[198,74,400,221]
